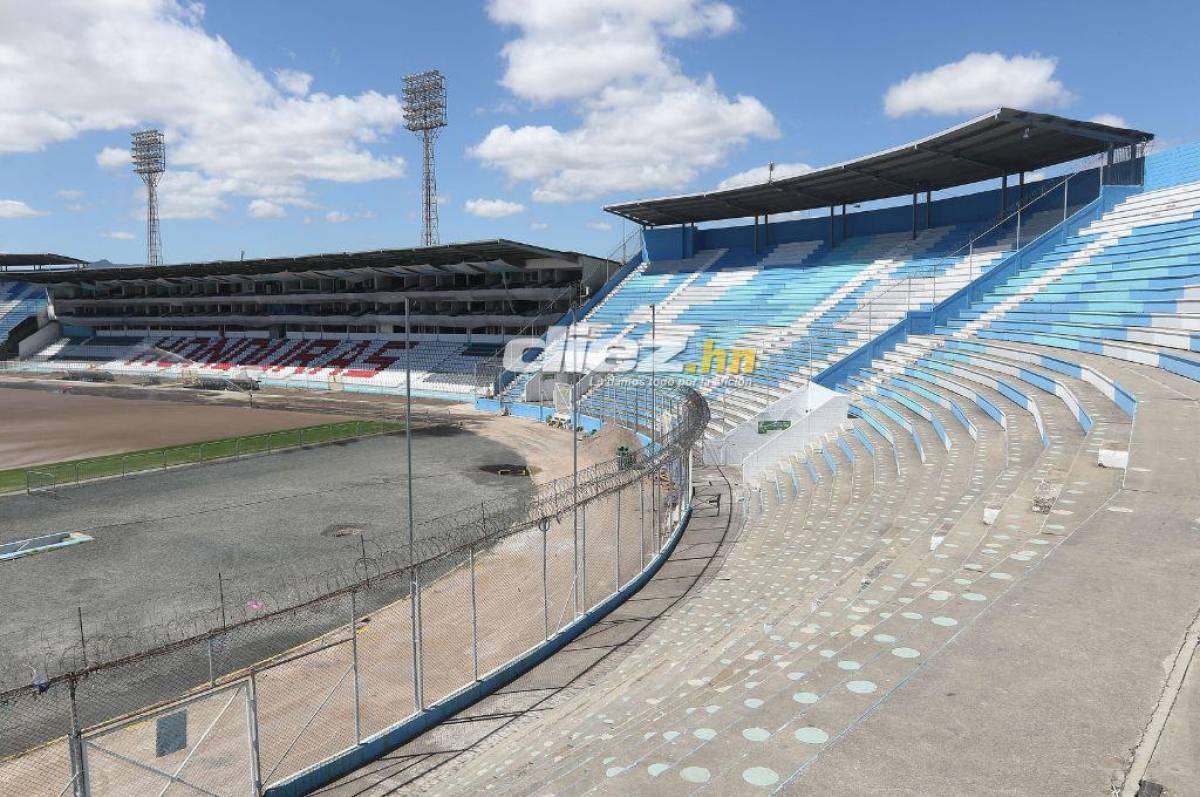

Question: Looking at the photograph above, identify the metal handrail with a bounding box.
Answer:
[852,155,1106,326]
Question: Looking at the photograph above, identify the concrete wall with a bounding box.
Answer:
[18,321,61,358]
[704,382,850,484]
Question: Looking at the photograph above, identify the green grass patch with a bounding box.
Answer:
[0,419,405,494]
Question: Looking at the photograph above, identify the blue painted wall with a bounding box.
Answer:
[1144,140,1200,190]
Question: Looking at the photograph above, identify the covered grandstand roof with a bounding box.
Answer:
[20,239,610,283]
[605,108,1154,226]
[0,253,87,271]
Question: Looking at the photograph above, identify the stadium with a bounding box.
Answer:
[2,11,1200,797]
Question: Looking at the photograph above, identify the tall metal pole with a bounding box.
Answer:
[349,591,361,743]
[650,305,657,448]
[405,295,422,711]
[68,677,88,797]
[403,71,447,248]
[650,304,658,556]
[571,298,580,617]
[419,129,439,247]
[614,488,621,588]
[469,544,479,681]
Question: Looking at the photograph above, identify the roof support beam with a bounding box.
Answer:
[914,144,1009,174]
[842,165,915,193]
[771,183,838,206]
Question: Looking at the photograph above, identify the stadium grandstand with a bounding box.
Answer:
[503,109,1159,435]
[328,114,1200,797]
[10,240,611,398]
[6,106,1200,797]
[0,254,84,354]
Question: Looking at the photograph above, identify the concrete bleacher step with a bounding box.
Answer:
[453,373,1084,796]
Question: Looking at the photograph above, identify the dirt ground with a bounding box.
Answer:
[0,386,361,469]
[0,383,673,795]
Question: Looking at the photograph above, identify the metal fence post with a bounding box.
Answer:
[639,474,646,567]
[206,637,216,687]
[614,488,621,588]
[246,672,263,796]
[349,590,361,744]
[68,677,89,797]
[541,519,550,640]
[469,544,479,681]
[410,565,423,711]
[580,503,587,613]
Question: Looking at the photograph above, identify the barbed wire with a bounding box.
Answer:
[0,379,708,699]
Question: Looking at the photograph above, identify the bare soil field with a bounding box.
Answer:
[0,385,360,469]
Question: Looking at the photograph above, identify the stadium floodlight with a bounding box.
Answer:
[402,70,448,247]
[131,129,166,267]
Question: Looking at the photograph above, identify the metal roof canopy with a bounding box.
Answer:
[21,239,607,284]
[604,108,1154,226]
[0,253,87,271]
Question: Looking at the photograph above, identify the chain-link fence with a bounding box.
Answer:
[0,380,708,797]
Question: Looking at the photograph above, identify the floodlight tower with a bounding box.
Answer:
[131,129,166,266]
[402,70,447,247]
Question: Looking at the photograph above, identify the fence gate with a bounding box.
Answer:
[25,468,57,497]
[80,681,260,796]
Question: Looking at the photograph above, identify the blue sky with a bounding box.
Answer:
[2,0,1198,264]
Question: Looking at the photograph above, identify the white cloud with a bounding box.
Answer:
[464,198,527,218]
[717,161,813,190]
[100,230,135,239]
[472,0,777,202]
[151,170,229,219]
[489,0,736,104]
[883,53,1074,118]
[2,1,405,214]
[325,210,350,223]
[0,199,48,218]
[273,69,312,97]
[586,220,613,231]
[530,221,549,230]
[97,146,129,169]
[56,188,84,199]
[247,198,286,219]
[1089,113,1128,128]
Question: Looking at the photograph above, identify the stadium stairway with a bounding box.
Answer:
[0,282,46,342]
